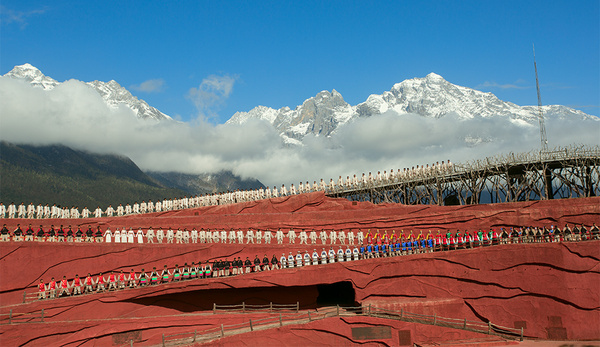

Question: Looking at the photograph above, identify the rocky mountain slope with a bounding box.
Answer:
[227,73,594,143]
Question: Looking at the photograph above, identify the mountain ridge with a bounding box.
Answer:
[4,63,171,121]
[227,72,595,144]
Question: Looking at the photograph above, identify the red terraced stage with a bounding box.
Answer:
[1,192,599,346]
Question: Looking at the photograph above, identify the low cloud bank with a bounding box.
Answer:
[1,77,598,187]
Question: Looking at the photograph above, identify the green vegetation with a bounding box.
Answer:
[0,142,186,208]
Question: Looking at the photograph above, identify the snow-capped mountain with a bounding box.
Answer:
[4,64,171,121]
[227,72,594,143]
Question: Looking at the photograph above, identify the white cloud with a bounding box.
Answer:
[130,78,165,93]
[187,74,237,116]
[478,80,530,90]
[1,76,598,190]
[0,5,46,29]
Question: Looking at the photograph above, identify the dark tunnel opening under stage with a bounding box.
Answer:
[126,281,358,312]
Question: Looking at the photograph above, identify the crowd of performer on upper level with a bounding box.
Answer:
[2,223,599,245]
[0,161,454,220]
[30,222,599,300]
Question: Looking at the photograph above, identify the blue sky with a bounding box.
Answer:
[1,1,599,123]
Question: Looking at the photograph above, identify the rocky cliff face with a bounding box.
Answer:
[1,194,598,345]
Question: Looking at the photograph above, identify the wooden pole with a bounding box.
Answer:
[296,302,299,312]
[213,303,216,314]
[520,327,523,341]
[221,324,224,337]
[308,311,311,322]
[488,321,491,334]
[161,334,165,347]
[9,309,12,324]
[336,305,339,316]
[41,309,44,322]
[242,302,245,313]
[249,319,253,331]
[193,329,197,342]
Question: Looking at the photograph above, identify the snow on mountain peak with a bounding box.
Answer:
[5,63,59,90]
[425,72,445,81]
[3,64,171,121]
[227,73,596,145]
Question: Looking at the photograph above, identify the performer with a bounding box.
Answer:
[309,230,318,244]
[347,230,355,245]
[188,228,197,243]
[262,255,270,271]
[72,275,83,295]
[244,257,252,273]
[264,229,272,244]
[24,224,34,241]
[299,229,308,245]
[0,224,10,242]
[175,228,183,243]
[118,270,127,289]
[104,228,112,243]
[36,225,45,242]
[320,248,328,264]
[328,248,336,263]
[58,276,70,297]
[96,273,106,292]
[107,271,118,291]
[136,228,144,243]
[312,249,319,265]
[303,251,311,266]
[166,228,174,243]
[246,229,255,244]
[276,229,284,244]
[38,279,47,300]
[126,269,136,288]
[125,228,133,243]
[319,230,328,244]
[280,253,287,269]
[338,230,346,245]
[48,277,57,299]
[271,255,280,270]
[138,269,148,286]
[329,230,337,245]
[146,227,155,243]
[13,224,24,241]
[84,273,94,293]
[157,227,164,243]
[161,265,171,283]
[287,229,297,244]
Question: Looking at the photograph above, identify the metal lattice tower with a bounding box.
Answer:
[533,44,548,152]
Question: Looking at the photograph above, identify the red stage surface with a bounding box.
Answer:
[1,193,599,346]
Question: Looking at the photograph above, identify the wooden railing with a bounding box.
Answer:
[160,304,524,346]
[212,302,299,313]
[0,309,44,325]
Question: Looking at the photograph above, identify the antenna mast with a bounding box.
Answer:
[533,44,548,152]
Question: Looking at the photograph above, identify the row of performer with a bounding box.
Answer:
[3,223,599,245]
[35,226,598,300]
[2,225,368,245]
[0,161,454,219]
